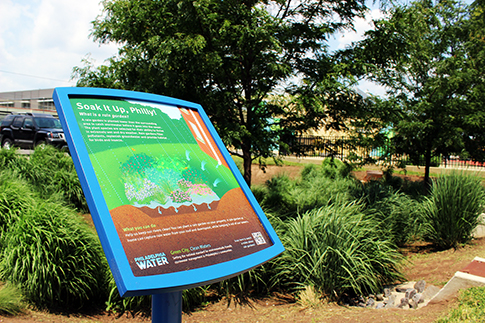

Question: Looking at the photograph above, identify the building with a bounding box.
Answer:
[0,89,56,118]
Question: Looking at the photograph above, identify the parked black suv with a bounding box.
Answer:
[0,113,67,150]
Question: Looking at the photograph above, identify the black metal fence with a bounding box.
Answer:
[280,136,485,170]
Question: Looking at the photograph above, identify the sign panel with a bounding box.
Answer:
[53,87,284,296]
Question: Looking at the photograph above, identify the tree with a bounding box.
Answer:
[73,0,368,186]
[340,0,485,186]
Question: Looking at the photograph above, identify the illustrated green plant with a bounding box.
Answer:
[155,156,188,174]
[182,167,208,185]
[421,172,485,249]
[121,153,156,175]
[169,189,192,203]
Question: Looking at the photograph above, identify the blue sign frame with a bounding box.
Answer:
[53,87,284,297]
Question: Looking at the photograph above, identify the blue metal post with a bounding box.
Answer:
[152,291,183,323]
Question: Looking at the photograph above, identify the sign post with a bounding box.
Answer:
[152,292,182,322]
[53,87,284,321]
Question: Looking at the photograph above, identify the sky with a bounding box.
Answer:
[0,0,385,95]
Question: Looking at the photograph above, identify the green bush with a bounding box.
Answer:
[357,181,422,246]
[0,284,25,315]
[213,264,275,305]
[258,168,359,219]
[274,202,403,299]
[0,172,36,233]
[0,199,109,310]
[320,158,353,179]
[0,146,88,212]
[421,172,485,249]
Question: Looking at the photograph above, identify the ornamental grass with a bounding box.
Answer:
[0,198,109,310]
[421,172,485,249]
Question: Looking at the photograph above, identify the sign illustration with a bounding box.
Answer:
[53,88,284,296]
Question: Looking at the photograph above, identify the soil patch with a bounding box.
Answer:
[250,164,425,186]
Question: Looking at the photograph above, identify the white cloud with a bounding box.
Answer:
[328,8,388,97]
[331,8,386,51]
[0,0,118,92]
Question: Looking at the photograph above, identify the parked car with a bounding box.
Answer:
[0,113,67,150]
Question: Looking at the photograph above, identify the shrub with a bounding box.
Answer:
[320,157,353,179]
[274,202,403,299]
[0,199,109,310]
[29,146,89,212]
[421,172,485,249]
[0,171,36,233]
[213,264,275,305]
[0,284,25,315]
[0,146,88,212]
[357,180,422,246]
[258,169,360,219]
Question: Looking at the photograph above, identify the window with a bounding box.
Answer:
[12,117,24,128]
[23,117,33,128]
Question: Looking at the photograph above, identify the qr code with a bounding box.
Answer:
[252,232,266,245]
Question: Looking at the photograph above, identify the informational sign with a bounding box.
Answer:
[53,87,284,297]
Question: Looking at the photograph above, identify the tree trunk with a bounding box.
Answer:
[424,148,432,189]
[242,146,252,187]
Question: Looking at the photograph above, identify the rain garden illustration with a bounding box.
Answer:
[121,153,222,212]
[70,98,239,213]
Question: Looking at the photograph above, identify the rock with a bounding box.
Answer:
[405,288,416,299]
[397,297,409,309]
[410,293,422,309]
[366,298,376,308]
[384,288,391,297]
[395,286,408,293]
[375,303,385,309]
[384,294,396,308]
[376,294,384,301]
[414,280,426,293]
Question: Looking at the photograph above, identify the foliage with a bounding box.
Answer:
[341,0,485,186]
[421,172,485,249]
[274,202,404,299]
[296,285,322,309]
[0,197,109,310]
[74,0,369,186]
[358,181,422,246]
[436,286,485,323]
[0,172,36,234]
[213,263,277,305]
[0,284,25,315]
[0,146,88,212]
[256,162,359,219]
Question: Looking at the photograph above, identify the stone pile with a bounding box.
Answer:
[346,280,441,309]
